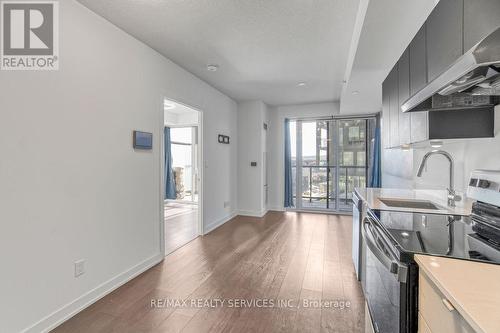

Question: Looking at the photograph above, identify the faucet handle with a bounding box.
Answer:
[446,188,462,202]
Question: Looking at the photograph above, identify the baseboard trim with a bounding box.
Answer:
[267,206,285,212]
[22,253,164,333]
[203,211,237,234]
[237,209,268,217]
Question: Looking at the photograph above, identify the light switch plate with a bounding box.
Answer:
[74,260,85,277]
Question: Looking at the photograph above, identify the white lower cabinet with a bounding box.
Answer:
[419,272,476,333]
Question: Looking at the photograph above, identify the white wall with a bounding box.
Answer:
[237,101,268,216]
[0,1,237,332]
[267,102,340,210]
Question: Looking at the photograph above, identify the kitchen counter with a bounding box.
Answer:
[415,255,500,333]
[354,187,473,216]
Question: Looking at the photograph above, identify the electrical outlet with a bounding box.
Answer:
[224,201,230,208]
[74,260,85,277]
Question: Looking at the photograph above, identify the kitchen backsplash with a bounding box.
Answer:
[382,106,500,194]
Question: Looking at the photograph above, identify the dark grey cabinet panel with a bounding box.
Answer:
[409,25,427,96]
[382,79,391,149]
[464,0,500,50]
[426,0,464,82]
[398,49,411,145]
[388,65,400,148]
[409,24,429,144]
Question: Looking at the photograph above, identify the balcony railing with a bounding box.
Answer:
[292,165,366,210]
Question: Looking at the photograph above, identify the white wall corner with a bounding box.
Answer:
[267,206,285,212]
[237,209,269,218]
[203,211,237,235]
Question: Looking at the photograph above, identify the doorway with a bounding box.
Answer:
[163,99,202,255]
[289,117,376,212]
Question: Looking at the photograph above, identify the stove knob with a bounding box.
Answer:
[478,179,491,189]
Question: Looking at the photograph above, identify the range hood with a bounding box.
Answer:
[402,27,500,113]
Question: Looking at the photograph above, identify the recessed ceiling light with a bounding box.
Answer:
[207,64,219,72]
[164,101,175,110]
[297,82,306,87]
[352,90,359,95]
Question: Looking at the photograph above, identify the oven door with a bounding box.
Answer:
[361,215,408,333]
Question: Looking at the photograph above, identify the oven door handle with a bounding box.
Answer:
[362,216,408,283]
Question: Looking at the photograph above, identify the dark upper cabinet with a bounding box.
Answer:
[409,25,429,144]
[426,0,464,82]
[380,0,498,148]
[388,65,400,148]
[409,25,427,96]
[464,0,500,50]
[398,49,411,145]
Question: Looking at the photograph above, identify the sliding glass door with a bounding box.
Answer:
[297,120,336,210]
[290,118,374,212]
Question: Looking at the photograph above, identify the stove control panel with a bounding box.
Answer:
[468,170,500,206]
[469,178,494,189]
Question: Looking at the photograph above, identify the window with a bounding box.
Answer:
[170,127,196,201]
[288,117,375,211]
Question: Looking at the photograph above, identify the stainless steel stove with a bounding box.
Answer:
[467,170,500,263]
[362,170,500,333]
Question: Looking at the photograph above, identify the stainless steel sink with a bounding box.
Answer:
[379,198,440,210]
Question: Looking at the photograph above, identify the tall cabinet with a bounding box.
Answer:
[409,25,428,144]
[426,0,464,82]
[398,49,411,146]
[464,0,500,50]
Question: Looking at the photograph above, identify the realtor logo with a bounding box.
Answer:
[1,1,59,70]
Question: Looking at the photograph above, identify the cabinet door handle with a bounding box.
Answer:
[442,298,455,312]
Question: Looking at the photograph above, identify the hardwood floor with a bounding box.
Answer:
[52,212,365,333]
[164,202,199,255]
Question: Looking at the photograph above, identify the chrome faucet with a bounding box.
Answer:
[417,150,461,207]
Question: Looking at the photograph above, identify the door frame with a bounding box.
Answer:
[159,97,204,257]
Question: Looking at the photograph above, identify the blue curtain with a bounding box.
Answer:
[164,127,176,199]
[370,122,382,188]
[284,119,294,207]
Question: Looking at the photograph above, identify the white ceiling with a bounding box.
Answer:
[340,0,439,114]
[77,0,360,106]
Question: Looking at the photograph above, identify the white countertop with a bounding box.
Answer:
[415,255,500,333]
[354,187,473,216]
